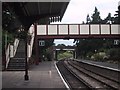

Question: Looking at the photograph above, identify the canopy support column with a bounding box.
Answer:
[34,23,39,65]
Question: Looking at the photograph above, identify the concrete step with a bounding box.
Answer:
[8,64,25,67]
[7,66,25,69]
[8,62,25,65]
[10,58,25,63]
[14,52,25,58]
[7,68,25,71]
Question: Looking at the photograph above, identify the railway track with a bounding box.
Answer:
[56,59,120,90]
[73,59,120,83]
[56,60,92,90]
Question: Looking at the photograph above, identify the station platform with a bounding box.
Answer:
[2,61,67,89]
[76,59,119,70]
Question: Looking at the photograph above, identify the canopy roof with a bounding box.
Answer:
[3,2,69,30]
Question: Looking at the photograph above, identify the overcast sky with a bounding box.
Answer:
[53,0,120,46]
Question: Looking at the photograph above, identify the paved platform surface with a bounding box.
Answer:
[77,59,120,70]
[2,61,66,89]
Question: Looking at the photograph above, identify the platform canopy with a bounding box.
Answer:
[2,2,69,30]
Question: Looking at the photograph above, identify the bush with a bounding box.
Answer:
[58,51,73,60]
[86,52,94,59]
[107,48,120,60]
[91,52,106,61]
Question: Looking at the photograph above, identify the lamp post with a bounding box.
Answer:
[24,30,29,80]
[18,25,29,80]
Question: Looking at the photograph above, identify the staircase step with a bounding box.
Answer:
[9,62,25,65]
[14,53,25,58]
[9,61,25,63]
[8,65,25,68]
[7,69,25,71]
[7,66,25,68]
[9,58,25,63]
[8,65,25,67]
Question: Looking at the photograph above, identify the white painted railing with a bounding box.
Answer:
[5,44,10,68]
[13,39,19,56]
[5,38,20,68]
[10,45,13,57]
[10,39,19,57]
[28,25,35,58]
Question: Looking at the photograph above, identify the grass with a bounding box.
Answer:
[57,51,73,60]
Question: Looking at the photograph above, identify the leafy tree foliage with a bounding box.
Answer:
[85,7,118,24]
[75,7,119,61]
[90,7,102,24]
[102,13,112,24]
[76,39,105,58]
[86,14,91,24]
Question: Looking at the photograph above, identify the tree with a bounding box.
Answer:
[112,11,118,24]
[102,13,112,24]
[86,14,91,24]
[76,39,105,58]
[82,21,85,24]
[106,13,112,21]
[91,7,102,24]
[75,6,120,62]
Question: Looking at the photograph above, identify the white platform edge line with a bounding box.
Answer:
[54,61,70,90]
[87,62,120,71]
[75,59,120,72]
[83,61,120,71]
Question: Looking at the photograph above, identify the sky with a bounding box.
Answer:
[53,0,120,46]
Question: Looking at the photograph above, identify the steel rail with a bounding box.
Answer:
[67,60,119,90]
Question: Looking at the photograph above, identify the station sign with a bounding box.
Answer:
[39,40,45,46]
[114,40,119,45]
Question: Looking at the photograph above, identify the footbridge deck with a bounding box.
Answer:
[36,24,120,39]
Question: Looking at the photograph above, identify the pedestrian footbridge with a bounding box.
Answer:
[36,24,120,39]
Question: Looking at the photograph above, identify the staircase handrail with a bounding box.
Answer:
[5,43,10,68]
[13,38,19,57]
[28,25,35,58]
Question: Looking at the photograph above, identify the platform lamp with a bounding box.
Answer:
[18,25,29,80]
